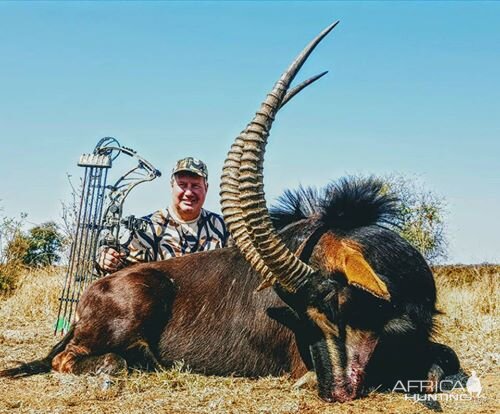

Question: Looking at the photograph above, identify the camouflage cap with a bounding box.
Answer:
[172,157,208,179]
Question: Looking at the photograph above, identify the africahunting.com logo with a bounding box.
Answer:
[393,371,483,402]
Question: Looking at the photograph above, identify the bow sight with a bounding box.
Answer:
[54,137,161,335]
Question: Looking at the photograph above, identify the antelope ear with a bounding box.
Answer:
[343,252,391,301]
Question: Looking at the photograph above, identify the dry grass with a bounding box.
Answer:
[433,265,499,376]
[0,266,498,413]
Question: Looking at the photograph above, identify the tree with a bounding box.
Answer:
[0,209,28,292]
[23,222,64,267]
[0,210,29,268]
[384,175,447,263]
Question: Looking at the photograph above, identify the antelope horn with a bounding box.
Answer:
[280,71,328,109]
[220,71,330,289]
[220,133,274,281]
[237,21,338,292]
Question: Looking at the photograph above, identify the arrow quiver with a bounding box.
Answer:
[54,137,161,335]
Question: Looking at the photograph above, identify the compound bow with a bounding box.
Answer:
[55,137,161,334]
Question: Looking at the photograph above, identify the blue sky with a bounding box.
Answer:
[0,1,498,264]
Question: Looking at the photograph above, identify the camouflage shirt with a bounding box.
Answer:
[121,207,229,264]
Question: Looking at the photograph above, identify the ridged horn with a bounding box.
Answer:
[220,71,331,289]
[232,21,338,292]
[220,132,274,282]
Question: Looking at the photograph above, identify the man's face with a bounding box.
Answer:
[171,172,208,221]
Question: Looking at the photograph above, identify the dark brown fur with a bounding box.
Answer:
[1,179,459,403]
[48,248,306,378]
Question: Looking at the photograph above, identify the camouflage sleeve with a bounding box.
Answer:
[210,212,231,248]
[120,212,163,264]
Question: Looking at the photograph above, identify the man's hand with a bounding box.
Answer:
[98,247,127,273]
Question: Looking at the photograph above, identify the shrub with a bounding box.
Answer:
[0,214,65,294]
[22,222,64,267]
[384,175,447,263]
[0,213,28,293]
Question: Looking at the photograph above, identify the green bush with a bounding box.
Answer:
[23,222,64,267]
[384,175,447,263]
[0,213,64,293]
[0,213,28,293]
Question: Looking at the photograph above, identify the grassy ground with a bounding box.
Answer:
[0,266,498,413]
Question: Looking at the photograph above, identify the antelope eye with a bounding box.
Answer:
[318,279,337,300]
[307,279,336,312]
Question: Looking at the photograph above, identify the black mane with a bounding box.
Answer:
[271,176,401,233]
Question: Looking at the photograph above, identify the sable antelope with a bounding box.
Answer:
[0,22,459,402]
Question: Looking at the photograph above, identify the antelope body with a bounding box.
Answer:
[0,22,460,402]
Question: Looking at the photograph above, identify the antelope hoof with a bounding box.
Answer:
[72,353,128,376]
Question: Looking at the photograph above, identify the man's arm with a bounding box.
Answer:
[97,246,128,273]
[96,214,159,273]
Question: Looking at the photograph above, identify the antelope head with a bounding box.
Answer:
[220,22,393,402]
